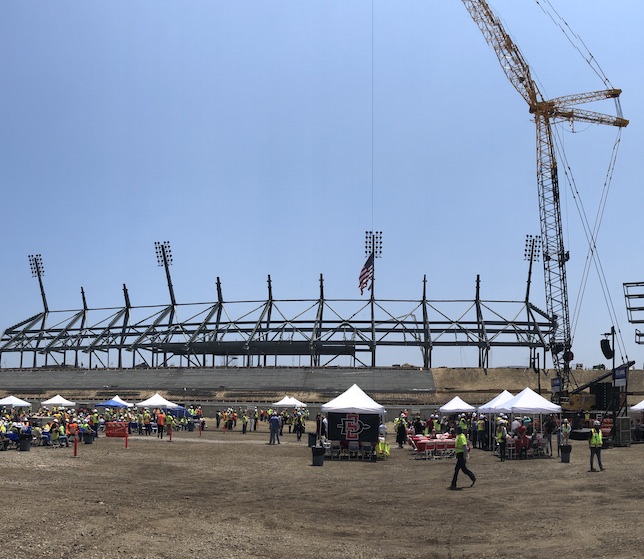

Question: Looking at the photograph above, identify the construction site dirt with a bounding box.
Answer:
[2,423,643,559]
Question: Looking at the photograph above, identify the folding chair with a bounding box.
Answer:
[322,440,332,457]
[433,439,446,459]
[408,437,419,457]
[414,439,428,459]
[330,441,342,460]
[444,439,456,459]
[360,442,373,461]
[506,440,516,460]
[423,440,436,460]
[348,441,360,460]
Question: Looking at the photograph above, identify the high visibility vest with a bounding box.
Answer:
[455,433,467,454]
[496,427,507,443]
[590,429,603,448]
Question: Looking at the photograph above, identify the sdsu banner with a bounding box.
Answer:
[327,412,379,443]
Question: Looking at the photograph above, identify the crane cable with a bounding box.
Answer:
[534,0,614,89]
[552,124,628,364]
[533,0,629,363]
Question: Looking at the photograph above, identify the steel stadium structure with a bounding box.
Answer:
[1,245,554,371]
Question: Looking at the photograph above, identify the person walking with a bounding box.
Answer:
[450,426,476,490]
[269,412,281,444]
[166,413,175,437]
[395,414,408,448]
[156,410,166,439]
[496,419,508,462]
[589,420,605,472]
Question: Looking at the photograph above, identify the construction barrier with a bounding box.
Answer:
[106,422,129,438]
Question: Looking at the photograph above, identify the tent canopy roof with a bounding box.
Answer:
[273,396,307,408]
[496,387,562,414]
[630,399,644,412]
[96,395,134,408]
[0,395,32,407]
[42,394,76,407]
[321,384,385,415]
[136,393,179,409]
[440,396,475,413]
[478,390,515,414]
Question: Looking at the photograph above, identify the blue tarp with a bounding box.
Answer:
[167,405,191,419]
[96,399,130,408]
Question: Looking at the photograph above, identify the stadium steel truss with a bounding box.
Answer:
[0,260,554,371]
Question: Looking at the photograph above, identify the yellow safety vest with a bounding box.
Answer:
[496,427,507,443]
[589,429,603,448]
[455,433,467,454]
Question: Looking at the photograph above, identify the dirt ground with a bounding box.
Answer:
[2,421,643,559]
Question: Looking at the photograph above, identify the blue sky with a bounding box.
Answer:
[1,1,642,370]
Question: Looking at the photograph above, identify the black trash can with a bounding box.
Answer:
[560,444,572,463]
[312,446,325,466]
[187,421,195,432]
[83,432,94,445]
[19,434,32,452]
[308,432,317,447]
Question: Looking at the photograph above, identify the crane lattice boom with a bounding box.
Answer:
[461,0,628,395]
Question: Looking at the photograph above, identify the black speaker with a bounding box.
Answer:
[591,383,609,410]
[601,338,614,360]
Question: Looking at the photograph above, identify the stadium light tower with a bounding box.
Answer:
[28,253,49,313]
[362,230,382,297]
[524,234,541,303]
[155,241,176,306]
[363,231,382,368]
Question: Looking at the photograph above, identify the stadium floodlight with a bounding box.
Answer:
[28,253,48,312]
[155,241,173,266]
[365,231,383,258]
[154,241,176,306]
[523,234,542,304]
[524,234,541,262]
[28,254,44,277]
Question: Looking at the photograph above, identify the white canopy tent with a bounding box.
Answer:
[321,384,386,415]
[273,396,307,408]
[495,387,562,415]
[439,396,475,414]
[42,394,76,407]
[478,390,515,414]
[0,395,32,407]
[136,393,179,409]
[630,399,644,412]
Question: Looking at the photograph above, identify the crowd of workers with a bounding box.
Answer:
[0,403,313,450]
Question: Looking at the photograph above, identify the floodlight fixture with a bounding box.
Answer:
[365,230,383,258]
[524,234,541,262]
[27,253,48,312]
[155,241,172,267]
[154,241,177,306]
[28,254,44,277]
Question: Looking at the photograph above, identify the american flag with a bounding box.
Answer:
[359,253,374,295]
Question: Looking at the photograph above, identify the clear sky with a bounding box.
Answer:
[1,1,642,370]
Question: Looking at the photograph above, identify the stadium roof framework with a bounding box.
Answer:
[0,274,554,370]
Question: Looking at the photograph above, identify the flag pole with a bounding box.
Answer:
[363,231,382,367]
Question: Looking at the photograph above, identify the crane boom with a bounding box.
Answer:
[461,0,628,396]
